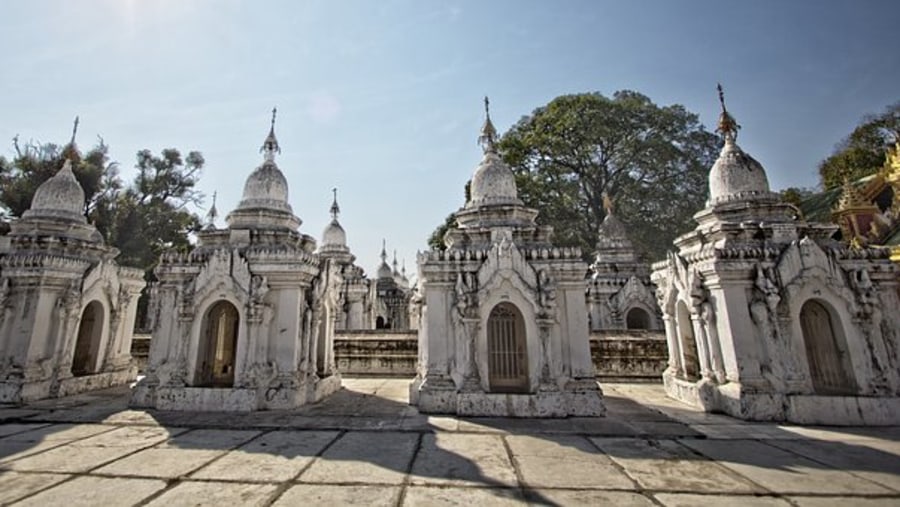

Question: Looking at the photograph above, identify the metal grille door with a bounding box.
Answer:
[487,303,528,392]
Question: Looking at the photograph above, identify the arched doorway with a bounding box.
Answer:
[196,301,239,387]
[72,301,104,377]
[676,301,700,380]
[375,316,389,329]
[800,299,857,395]
[487,303,528,393]
[625,307,651,330]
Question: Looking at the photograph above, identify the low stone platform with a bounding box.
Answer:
[0,378,898,506]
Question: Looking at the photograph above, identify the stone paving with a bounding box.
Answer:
[0,378,898,506]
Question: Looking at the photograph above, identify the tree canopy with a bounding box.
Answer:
[819,102,900,190]
[497,91,720,261]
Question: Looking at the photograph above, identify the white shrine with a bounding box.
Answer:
[651,87,900,425]
[0,157,145,402]
[410,99,605,417]
[131,111,342,411]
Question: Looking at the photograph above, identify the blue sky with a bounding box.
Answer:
[2,0,899,271]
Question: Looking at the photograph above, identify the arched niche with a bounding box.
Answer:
[676,300,700,381]
[625,307,651,330]
[375,316,389,329]
[799,298,857,395]
[72,300,105,377]
[486,302,529,393]
[195,300,240,387]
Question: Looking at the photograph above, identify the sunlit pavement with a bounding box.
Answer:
[0,378,897,506]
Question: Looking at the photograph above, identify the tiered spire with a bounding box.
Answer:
[477,96,498,154]
[716,84,740,143]
[381,239,388,263]
[330,187,340,221]
[835,177,872,212]
[260,107,281,162]
[70,116,79,146]
[205,191,219,228]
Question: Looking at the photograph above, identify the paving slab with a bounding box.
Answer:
[272,484,400,506]
[143,480,278,507]
[2,423,114,443]
[764,439,900,492]
[653,493,791,506]
[0,471,70,504]
[300,431,418,485]
[402,486,525,506]
[155,428,260,449]
[12,476,166,507]
[191,430,339,482]
[409,433,517,487]
[6,442,139,473]
[92,447,225,478]
[506,434,635,489]
[681,438,894,495]
[70,425,188,448]
[626,421,700,437]
[592,437,763,493]
[787,496,900,506]
[0,439,68,463]
[528,490,656,506]
[0,423,49,438]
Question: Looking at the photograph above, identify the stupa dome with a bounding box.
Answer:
[708,138,770,205]
[235,161,292,213]
[23,159,87,223]
[322,220,346,247]
[469,151,521,207]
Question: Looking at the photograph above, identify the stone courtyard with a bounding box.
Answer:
[0,377,897,506]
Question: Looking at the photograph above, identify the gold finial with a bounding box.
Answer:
[478,96,498,153]
[602,192,614,215]
[70,116,79,146]
[330,187,340,220]
[716,83,740,143]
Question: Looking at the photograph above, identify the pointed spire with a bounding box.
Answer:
[380,239,387,262]
[70,116,80,146]
[392,249,399,271]
[260,107,281,162]
[330,187,340,221]
[205,191,219,228]
[478,96,498,154]
[716,83,740,143]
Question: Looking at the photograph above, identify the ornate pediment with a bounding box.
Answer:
[193,249,253,306]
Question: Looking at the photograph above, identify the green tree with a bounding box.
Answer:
[819,102,900,190]
[779,187,815,208]
[428,181,470,251]
[498,91,720,261]
[109,149,205,272]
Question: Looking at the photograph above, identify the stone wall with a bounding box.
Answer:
[135,330,667,380]
[334,330,418,376]
[590,330,668,381]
